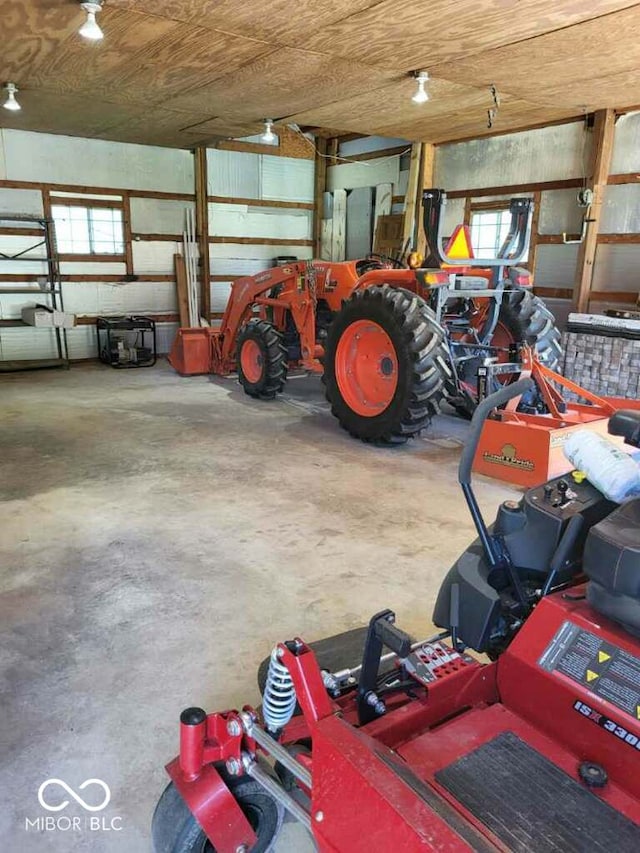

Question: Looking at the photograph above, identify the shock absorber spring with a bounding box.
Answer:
[262,647,297,733]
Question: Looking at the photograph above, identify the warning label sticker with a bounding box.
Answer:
[539,621,640,721]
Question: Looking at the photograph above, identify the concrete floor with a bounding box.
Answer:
[0,361,517,852]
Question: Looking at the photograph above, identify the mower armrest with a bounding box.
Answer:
[609,410,640,449]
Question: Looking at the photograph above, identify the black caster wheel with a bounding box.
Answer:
[151,773,284,853]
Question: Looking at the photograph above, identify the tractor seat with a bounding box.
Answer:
[584,498,640,636]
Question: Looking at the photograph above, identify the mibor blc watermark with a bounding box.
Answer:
[25,778,123,833]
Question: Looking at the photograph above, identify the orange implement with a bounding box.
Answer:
[473,348,640,487]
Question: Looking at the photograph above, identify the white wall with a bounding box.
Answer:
[207,148,314,309]
[0,130,194,193]
[433,116,640,312]
[0,129,194,361]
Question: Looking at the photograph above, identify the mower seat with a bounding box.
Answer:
[609,409,640,448]
[584,498,640,636]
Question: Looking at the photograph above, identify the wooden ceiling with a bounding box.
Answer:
[1,0,640,148]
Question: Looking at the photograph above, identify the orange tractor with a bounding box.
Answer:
[203,190,561,443]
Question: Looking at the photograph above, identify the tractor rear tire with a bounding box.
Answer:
[152,775,283,853]
[237,319,287,400]
[323,285,452,444]
[449,287,563,419]
[501,287,562,370]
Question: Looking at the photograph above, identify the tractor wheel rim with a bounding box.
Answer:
[240,339,264,383]
[334,319,398,417]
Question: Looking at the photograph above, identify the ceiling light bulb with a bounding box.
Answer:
[261,119,275,143]
[412,72,429,104]
[3,83,21,112]
[79,2,104,41]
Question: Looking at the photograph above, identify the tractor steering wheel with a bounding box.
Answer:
[365,253,406,269]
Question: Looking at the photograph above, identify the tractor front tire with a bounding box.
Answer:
[323,285,451,444]
[152,775,284,853]
[501,288,562,370]
[237,319,287,400]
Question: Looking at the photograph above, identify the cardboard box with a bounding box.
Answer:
[21,306,76,328]
[21,306,54,327]
[53,310,76,328]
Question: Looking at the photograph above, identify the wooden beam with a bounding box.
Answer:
[58,253,126,263]
[415,143,435,257]
[208,196,314,210]
[0,273,175,283]
[401,143,422,253]
[174,254,190,328]
[327,138,339,167]
[132,233,183,242]
[598,233,640,243]
[0,179,194,201]
[533,287,573,299]
[574,108,616,312]
[469,199,515,212]
[608,173,640,185]
[194,147,211,319]
[590,291,638,304]
[122,191,134,276]
[447,177,583,200]
[340,145,409,163]
[463,197,472,226]
[209,237,314,246]
[535,232,640,245]
[313,136,328,257]
[0,227,43,237]
[538,234,584,244]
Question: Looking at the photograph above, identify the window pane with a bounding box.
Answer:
[52,203,124,255]
[52,205,90,253]
[470,208,530,261]
[89,209,124,253]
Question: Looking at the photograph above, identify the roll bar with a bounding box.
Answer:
[422,188,532,268]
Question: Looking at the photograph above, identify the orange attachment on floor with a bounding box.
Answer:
[168,328,215,376]
[472,350,640,487]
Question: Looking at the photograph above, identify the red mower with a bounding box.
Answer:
[152,380,640,852]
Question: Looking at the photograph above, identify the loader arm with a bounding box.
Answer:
[212,262,319,373]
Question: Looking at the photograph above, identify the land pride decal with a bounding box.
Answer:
[482,443,535,471]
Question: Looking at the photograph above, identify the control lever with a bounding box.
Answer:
[357,609,412,725]
[557,479,570,505]
[541,515,584,597]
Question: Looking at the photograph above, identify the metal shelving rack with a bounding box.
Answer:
[0,213,70,371]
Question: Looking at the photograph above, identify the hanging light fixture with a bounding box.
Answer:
[3,83,21,112]
[411,71,429,104]
[79,2,105,41]
[261,119,276,143]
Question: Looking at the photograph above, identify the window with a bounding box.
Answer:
[470,209,512,258]
[52,204,125,255]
